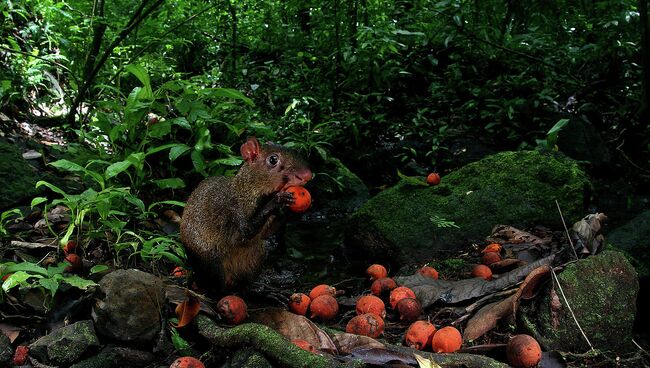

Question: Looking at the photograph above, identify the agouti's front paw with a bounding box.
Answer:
[276,190,296,206]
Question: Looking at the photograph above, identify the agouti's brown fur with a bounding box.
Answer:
[180,137,312,291]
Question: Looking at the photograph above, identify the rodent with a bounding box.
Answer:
[180,137,312,291]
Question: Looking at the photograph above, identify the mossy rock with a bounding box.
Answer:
[345,150,589,264]
[523,250,638,354]
[607,210,650,279]
[0,141,40,209]
[310,156,369,216]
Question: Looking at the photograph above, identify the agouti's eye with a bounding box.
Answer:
[267,154,279,167]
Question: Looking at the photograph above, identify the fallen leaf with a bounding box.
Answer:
[571,213,607,255]
[414,352,443,368]
[487,225,547,247]
[175,294,201,328]
[330,331,385,354]
[0,323,22,343]
[165,285,216,315]
[489,258,526,272]
[340,347,417,366]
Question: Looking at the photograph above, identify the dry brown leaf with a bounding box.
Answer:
[550,288,561,329]
[175,294,201,328]
[463,295,516,342]
[165,285,216,315]
[330,331,385,354]
[489,258,526,272]
[571,213,607,255]
[487,225,547,247]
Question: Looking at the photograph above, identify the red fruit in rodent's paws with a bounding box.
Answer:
[431,326,462,353]
[170,356,205,368]
[418,265,439,279]
[396,298,422,322]
[426,173,441,185]
[471,264,493,280]
[216,295,248,325]
[309,284,336,300]
[371,277,397,298]
[285,186,311,213]
[356,295,386,318]
[309,295,339,321]
[292,339,316,353]
[405,321,437,350]
[366,264,388,280]
[506,334,542,368]
[389,286,416,309]
[481,251,501,265]
[288,293,311,315]
[346,313,385,338]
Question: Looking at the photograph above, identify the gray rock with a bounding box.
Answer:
[607,210,650,278]
[0,333,12,364]
[523,250,638,353]
[345,150,589,264]
[28,320,100,365]
[0,140,39,209]
[92,269,165,344]
[70,346,154,368]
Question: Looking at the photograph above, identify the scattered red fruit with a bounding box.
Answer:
[482,243,502,253]
[346,313,385,338]
[506,334,542,368]
[396,298,422,322]
[12,345,29,366]
[63,240,77,255]
[418,266,439,279]
[285,186,311,213]
[366,264,388,281]
[291,338,316,353]
[355,295,386,318]
[171,266,188,277]
[170,356,205,368]
[431,326,462,353]
[309,294,339,321]
[481,251,501,265]
[405,321,437,350]
[309,284,336,300]
[370,277,397,299]
[216,295,248,325]
[471,264,493,280]
[64,253,82,272]
[389,286,417,309]
[288,293,311,316]
[426,172,441,185]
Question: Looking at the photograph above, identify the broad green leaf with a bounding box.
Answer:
[38,277,59,297]
[169,145,191,161]
[50,159,86,173]
[153,178,185,189]
[148,200,186,212]
[214,157,243,166]
[191,150,206,175]
[105,160,132,179]
[4,262,48,276]
[90,265,110,274]
[36,181,68,196]
[170,117,191,130]
[2,271,42,292]
[31,197,48,207]
[209,88,254,106]
[149,119,171,138]
[47,263,67,276]
[145,143,182,157]
[125,64,153,99]
[60,275,98,290]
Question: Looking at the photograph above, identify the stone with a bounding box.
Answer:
[345,150,589,265]
[607,210,650,279]
[523,250,638,353]
[70,346,154,368]
[28,320,100,365]
[92,269,165,344]
[0,140,39,209]
[0,333,12,364]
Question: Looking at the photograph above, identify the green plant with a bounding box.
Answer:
[0,208,22,237]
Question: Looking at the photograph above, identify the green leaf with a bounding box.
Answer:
[4,262,48,276]
[148,200,186,212]
[170,327,192,355]
[169,145,191,161]
[209,88,254,106]
[90,265,110,274]
[2,271,42,292]
[31,197,48,207]
[397,170,428,186]
[105,160,132,179]
[148,119,172,138]
[546,118,570,149]
[36,181,68,196]
[50,159,86,173]
[38,277,59,297]
[60,275,98,290]
[214,157,243,166]
[170,117,191,130]
[191,150,206,175]
[125,64,153,99]
[153,178,185,189]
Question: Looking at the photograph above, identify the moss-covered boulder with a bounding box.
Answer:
[0,141,40,209]
[345,150,589,264]
[29,320,100,365]
[607,210,650,279]
[310,156,369,217]
[523,250,638,354]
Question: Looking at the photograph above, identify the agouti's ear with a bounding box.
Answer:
[240,137,261,163]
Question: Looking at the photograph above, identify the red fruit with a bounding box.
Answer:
[292,338,315,353]
[288,293,311,315]
[216,295,248,325]
[506,334,542,368]
[471,264,493,280]
[482,243,502,253]
[309,284,336,300]
[63,240,77,255]
[171,266,187,277]
[370,277,397,298]
[389,286,416,309]
[356,295,386,318]
[170,356,205,368]
[366,264,388,281]
[396,298,422,322]
[405,321,437,350]
[418,266,439,279]
[426,173,441,185]
[431,326,462,353]
[309,295,339,321]
[482,251,501,265]
[286,186,311,213]
[346,313,384,338]
[12,345,29,366]
[64,253,82,272]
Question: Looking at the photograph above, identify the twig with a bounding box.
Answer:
[551,267,594,351]
[556,200,579,260]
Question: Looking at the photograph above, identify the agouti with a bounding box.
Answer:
[180,137,312,291]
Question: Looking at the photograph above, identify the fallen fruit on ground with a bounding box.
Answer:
[506,334,542,368]
[426,172,441,185]
[356,295,386,318]
[292,338,316,352]
[288,293,311,315]
[418,265,439,279]
[310,294,339,321]
[396,297,422,322]
[389,286,417,309]
[309,284,336,300]
[12,345,29,366]
[171,266,187,277]
[431,326,462,353]
[366,264,388,280]
[285,186,311,213]
[216,295,248,325]
[346,313,385,338]
[405,321,437,351]
[170,356,205,368]
[471,264,493,280]
[371,277,397,298]
[481,251,501,265]
[64,253,82,272]
[482,243,502,253]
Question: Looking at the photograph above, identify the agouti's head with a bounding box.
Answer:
[239,137,312,192]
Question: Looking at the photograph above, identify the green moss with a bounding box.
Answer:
[0,141,39,208]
